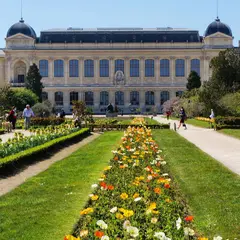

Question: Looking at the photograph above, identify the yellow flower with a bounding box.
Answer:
[80,207,94,215]
[116,213,124,219]
[149,202,156,210]
[101,174,106,179]
[123,210,134,218]
[64,235,81,240]
[119,208,125,213]
[152,210,159,214]
[91,195,99,201]
[103,166,112,171]
[80,230,88,237]
[133,193,139,199]
[120,193,129,199]
[198,238,208,240]
[165,198,172,203]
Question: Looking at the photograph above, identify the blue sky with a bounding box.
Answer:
[0,0,239,47]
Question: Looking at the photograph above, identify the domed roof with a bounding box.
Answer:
[205,17,232,37]
[7,18,36,38]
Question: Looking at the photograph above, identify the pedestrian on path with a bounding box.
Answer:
[178,107,187,130]
[22,104,34,130]
[8,106,17,130]
[209,109,215,128]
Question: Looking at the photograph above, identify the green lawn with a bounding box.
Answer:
[0,132,122,240]
[153,130,240,239]
[219,129,240,140]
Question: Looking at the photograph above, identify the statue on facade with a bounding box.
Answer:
[114,70,125,85]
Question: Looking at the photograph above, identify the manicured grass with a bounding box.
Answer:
[153,130,240,239]
[219,129,240,140]
[185,119,212,128]
[0,132,122,240]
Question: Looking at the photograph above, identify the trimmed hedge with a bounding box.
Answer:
[0,128,90,169]
[30,117,65,126]
[215,116,240,130]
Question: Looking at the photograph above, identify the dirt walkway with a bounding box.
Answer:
[0,130,31,143]
[0,133,100,197]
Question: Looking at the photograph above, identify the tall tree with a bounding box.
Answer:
[25,63,43,101]
[186,71,201,91]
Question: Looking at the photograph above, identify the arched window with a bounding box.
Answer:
[115,59,124,73]
[54,60,64,77]
[100,91,109,105]
[130,59,139,77]
[42,92,48,101]
[160,59,170,77]
[145,91,155,105]
[175,59,185,77]
[191,59,200,76]
[160,91,170,104]
[69,59,79,77]
[130,91,139,105]
[39,60,48,77]
[85,91,94,105]
[145,59,154,77]
[100,59,109,77]
[115,91,124,105]
[176,91,184,97]
[84,60,94,77]
[70,91,78,105]
[55,92,63,106]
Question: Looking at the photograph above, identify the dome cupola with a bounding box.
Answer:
[205,17,232,37]
[6,18,36,38]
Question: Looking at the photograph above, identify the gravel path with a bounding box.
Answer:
[0,133,100,196]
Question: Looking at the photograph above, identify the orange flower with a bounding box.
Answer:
[120,165,126,169]
[164,183,170,189]
[95,231,104,238]
[154,188,161,194]
[185,215,194,222]
[100,182,107,189]
[107,185,114,190]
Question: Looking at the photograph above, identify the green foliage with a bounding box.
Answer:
[0,85,14,111]
[31,117,65,126]
[219,91,240,116]
[72,101,93,126]
[11,88,39,111]
[215,116,240,129]
[32,102,53,117]
[25,63,43,101]
[186,71,201,90]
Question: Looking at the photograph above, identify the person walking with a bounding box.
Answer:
[22,104,34,130]
[8,106,17,130]
[209,109,215,128]
[178,107,187,130]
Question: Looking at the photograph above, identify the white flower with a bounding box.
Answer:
[124,164,128,167]
[98,178,104,181]
[162,173,169,176]
[184,227,195,236]
[110,207,118,213]
[89,194,94,197]
[123,220,131,229]
[154,232,166,239]
[176,217,182,230]
[101,236,109,240]
[127,226,139,238]
[96,220,108,229]
[213,237,223,240]
[91,184,98,189]
[151,217,158,224]
[161,161,167,165]
[111,150,117,153]
[134,197,142,202]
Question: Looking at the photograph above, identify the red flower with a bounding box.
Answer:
[185,215,194,222]
[95,231,104,238]
[100,182,107,189]
[164,183,170,189]
[107,185,114,190]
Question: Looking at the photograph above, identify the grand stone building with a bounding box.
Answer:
[0,17,234,113]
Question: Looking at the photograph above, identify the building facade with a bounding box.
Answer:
[0,17,234,113]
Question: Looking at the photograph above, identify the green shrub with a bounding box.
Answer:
[215,116,240,129]
[219,91,240,116]
[31,117,65,126]
[32,102,52,117]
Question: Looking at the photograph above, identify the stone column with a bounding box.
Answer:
[200,56,204,81]
[79,57,84,85]
[94,90,100,112]
[155,90,160,111]
[109,57,114,82]
[48,91,55,106]
[140,57,145,86]
[155,57,160,84]
[139,90,145,112]
[204,56,210,82]
[49,57,54,79]
[63,91,70,112]
[94,57,99,84]
[79,91,84,101]
[7,57,11,83]
[109,90,115,105]
[124,57,129,83]
[64,57,69,85]
[170,57,175,85]
[185,56,190,78]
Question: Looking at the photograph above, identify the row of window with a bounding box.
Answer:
[39,59,200,78]
[42,90,183,106]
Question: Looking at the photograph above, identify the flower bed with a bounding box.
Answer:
[65,123,205,239]
[195,117,214,123]
[0,128,90,169]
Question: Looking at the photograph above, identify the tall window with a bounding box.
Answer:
[176,91,184,97]
[160,91,170,104]
[39,60,48,77]
[160,59,170,77]
[130,91,139,105]
[84,59,94,77]
[69,60,79,77]
[175,59,185,77]
[100,91,109,105]
[130,59,139,77]
[115,59,124,73]
[54,60,64,77]
[85,91,94,105]
[100,59,109,77]
[70,91,78,105]
[145,59,154,77]
[191,59,200,76]
[145,91,155,105]
[42,92,48,101]
[55,92,63,106]
[115,91,124,105]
